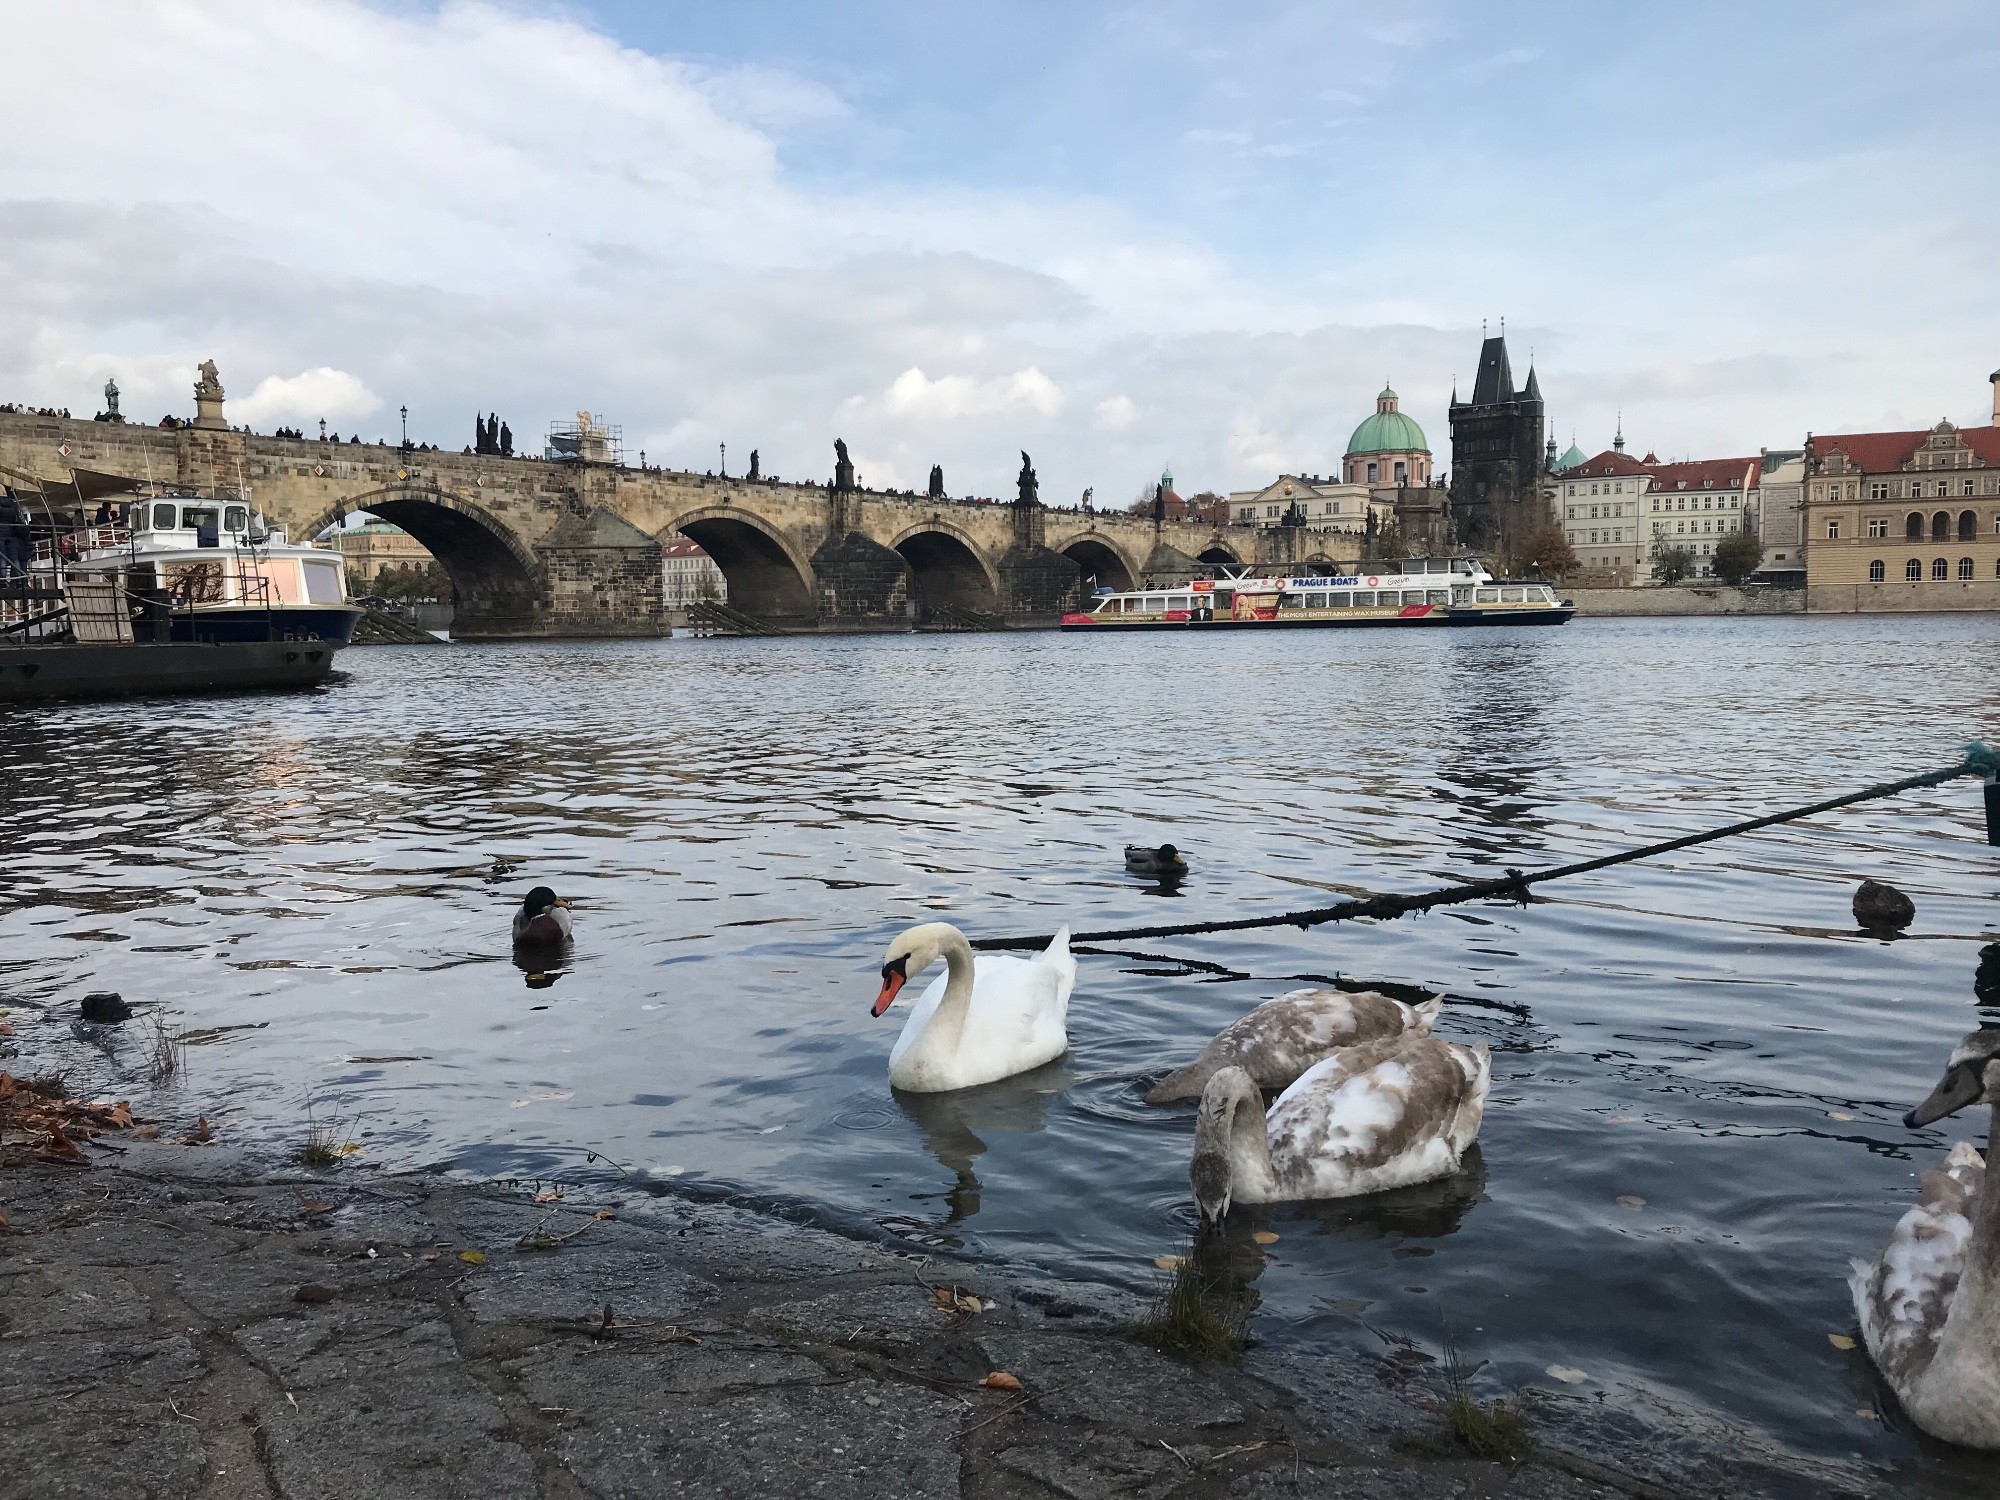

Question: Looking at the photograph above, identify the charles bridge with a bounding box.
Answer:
[0,395,1341,639]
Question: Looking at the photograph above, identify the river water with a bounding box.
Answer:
[4,617,1999,1488]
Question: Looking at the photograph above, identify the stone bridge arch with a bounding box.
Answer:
[888,520,1001,618]
[1052,531,1140,594]
[663,506,817,624]
[1196,542,1243,568]
[307,483,541,636]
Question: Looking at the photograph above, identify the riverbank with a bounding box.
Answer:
[1,1142,1897,1500]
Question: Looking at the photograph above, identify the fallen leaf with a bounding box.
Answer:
[1828,1333,1856,1351]
[421,1252,439,1262]
[331,1142,363,1159]
[292,1189,332,1214]
[101,1102,133,1128]
[458,1250,487,1265]
[1856,1408,1874,1419]
[980,1372,1022,1391]
[1153,1255,1186,1272]
[1252,1231,1280,1245]
[0,1021,12,1036]
[1616,1195,1646,1210]
[189,1117,213,1145]
[0,1208,9,1230]
[592,1210,615,1221]
[133,1126,159,1140]
[45,1123,86,1161]
[1828,1111,1854,1122]
[532,1189,562,1204]
[1545,1365,1590,1384]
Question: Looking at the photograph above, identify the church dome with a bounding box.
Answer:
[1554,441,1587,472]
[1345,385,1428,456]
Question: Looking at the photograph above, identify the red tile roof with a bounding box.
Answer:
[1561,450,1651,478]
[1807,424,2000,472]
[662,536,711,558]
[1646,457,1761,493]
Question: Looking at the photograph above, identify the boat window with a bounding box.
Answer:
[1476,588,1499,603]
[1501,587,1525,603]
[126,502,148,529]
[1351,591,1374,607]
[1328,590,1353,608]
[303,560,345,604]
[1427,590,1450,605]
[224,505,248,533]
[1146,595,1167,611]
[152,503,177,531]
[1452,588,1473,604]
[1309,592,1329,609]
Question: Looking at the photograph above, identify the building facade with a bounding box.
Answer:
[1228,383,1445,551]
[1554,445,1651,584]
[1802,376,2000,611]
[1448,333,1546,553]
[1753,450,1806,583]
[1644,457,1759,579]
[329,521,434,587]
[662,534,727,607]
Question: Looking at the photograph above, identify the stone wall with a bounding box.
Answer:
[1806,580,2000,613]
[1568,586,1805,616]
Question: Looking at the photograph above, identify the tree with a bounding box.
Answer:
[1514,523,1579,581]
[1651,541,1696,585]
[1711,530,1764,586]
[1369,519,1410,561]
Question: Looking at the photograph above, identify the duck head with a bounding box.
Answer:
[1906,1029,2000,1127]
[520,886,570,919]
[872,922,955,1017]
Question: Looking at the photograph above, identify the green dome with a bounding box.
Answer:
[1554,442,1587,472]
[1345,386,1428,456]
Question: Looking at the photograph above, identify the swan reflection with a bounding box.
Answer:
[893,1059,1069,1224]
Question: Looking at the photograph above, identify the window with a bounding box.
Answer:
[1960,510,1978,540]
[1960,557,1976,580]
[1907,558,1923,580]
[1966,479,1977,497]
[224,505,248,533]
[1933,511,1951,540]
[1871,482,1889,500]
[1868,559,1885,582]
[1906,512,1925,539]
[1366,462,1379,483]
[1867,518,1888,538]
[1394,462,1407,483]
[1826,518,1839,539]
[1933,557,1949,580]
[151,503,176,530]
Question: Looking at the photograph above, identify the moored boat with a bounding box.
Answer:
[1059,556,1572,631]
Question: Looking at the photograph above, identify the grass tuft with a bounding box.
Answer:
[294,1100,356,1169]
[147,1012,187,1087]
[24,1070,70,1099]
[1403,1340,1533,1464]
[1127,1248,1248,1363]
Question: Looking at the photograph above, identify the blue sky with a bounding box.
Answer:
[3,1,1996,499]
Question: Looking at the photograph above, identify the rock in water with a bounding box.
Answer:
[1853,879,1915,932]
[80,991,133,1024]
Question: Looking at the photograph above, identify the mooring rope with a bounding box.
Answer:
[969,742,2000,952]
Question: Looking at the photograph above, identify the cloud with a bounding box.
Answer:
[233,367,381,426]
[880,366,1064,421]
[1093,395,1138,431]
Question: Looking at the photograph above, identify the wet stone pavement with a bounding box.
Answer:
[0,1150,1893,1500]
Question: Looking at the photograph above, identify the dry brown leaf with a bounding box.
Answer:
[1615,1194,1645,1210]
[1153,1254,1186,1272]
[980,1372,1022,1391]
[1828,1111,1854,1122]
[1828,1333,1856,1351]
[1252,1231,1280,1245]
[132,1126,160,1140]
[593,1210,615,1221]
[45,1123,86,1161]
[532,1189,562,1204]
[0,1021,13,1037]
[458,1249,487,1265]
[0,1208,10,1230]
[189,1117,214,1145]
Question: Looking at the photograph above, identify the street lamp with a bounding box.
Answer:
[400,405,409,450]
[719,442,727,478]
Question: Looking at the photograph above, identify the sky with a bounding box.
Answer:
[2,0,1996,501]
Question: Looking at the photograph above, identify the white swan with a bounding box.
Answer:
[1850,1029,2000,1448]
[1190,1032,1489,1221]
[872,922,1074,1094]
[1146,988,1442,1104]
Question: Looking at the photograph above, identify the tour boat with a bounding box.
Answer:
[1059,556,1573,631]
[1,479,360,701]
[46,484,362,647]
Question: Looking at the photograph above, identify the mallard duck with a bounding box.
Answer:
[1125,843,1187,878]
[1854,878,1916,932]
[872,922,1074,1093]
[1190,1032,1489,1221]
[1850,1029,2000,1448]
[1147,988,1442,1104]
[512,886,573,947]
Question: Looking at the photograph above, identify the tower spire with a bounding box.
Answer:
[1613,409,1625,453]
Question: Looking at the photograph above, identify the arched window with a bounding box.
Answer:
[1959,510,1978,540]
[1932,557,1949,580]
[1906,512,1925,538]
[1932,511,1951,540]
[1907,558,1923,580]
[1960,557,1975,580]
[1868,559,1885,582]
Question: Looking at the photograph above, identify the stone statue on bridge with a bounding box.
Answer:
[833,438,855,492]
[194,360,222,400]
[927,464,944,500]
[499,420,512,457]
[747,449,761,481]
[101,377,121,423]
[1016,451,1038,508]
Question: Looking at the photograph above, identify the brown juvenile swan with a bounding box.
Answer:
[1850,1029,2000,1448]
[1147,989,1441,1104]
[1189,1032,1489,1221]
